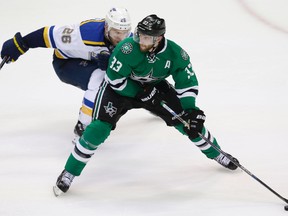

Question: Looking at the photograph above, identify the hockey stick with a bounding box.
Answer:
[0,56,9,70]
[160,101,288,205]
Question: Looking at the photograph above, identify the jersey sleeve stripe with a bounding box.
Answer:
[49,26,56,48]
[54,49,67,59]
[177,92,197,99]
[43,26,56,48]
[105,74,128,91]
[82,40,105,46]
[176,86,198,94]
[43,27,51,47]
[176,86,198,99]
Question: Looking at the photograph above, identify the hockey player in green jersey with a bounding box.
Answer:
[53,14,239,196]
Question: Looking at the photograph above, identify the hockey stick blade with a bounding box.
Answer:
[197,132,288,204]
[160,101,288,204]
[0,56,9,70]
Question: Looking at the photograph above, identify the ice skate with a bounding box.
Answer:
[214,153,239,170]
[72,120,85,144]
[53,170,75,197]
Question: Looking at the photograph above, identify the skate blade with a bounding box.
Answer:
[53,185,63,197]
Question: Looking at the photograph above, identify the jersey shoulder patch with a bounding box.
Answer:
[166,39,190,62]
[120,42,133,54]
[180,49,189,60]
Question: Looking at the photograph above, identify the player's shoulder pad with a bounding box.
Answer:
[166,39,190,62]
[80,18,106,46]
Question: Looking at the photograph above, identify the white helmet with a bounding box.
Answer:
[105,7,132,31]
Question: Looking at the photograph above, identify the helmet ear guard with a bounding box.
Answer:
[105,7,132,31]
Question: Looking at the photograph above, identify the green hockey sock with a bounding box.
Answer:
[175,124,220,159]
[64,154,86,176]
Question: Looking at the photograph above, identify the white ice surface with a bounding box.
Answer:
[1,0,288,215]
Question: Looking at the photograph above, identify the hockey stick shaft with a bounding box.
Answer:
[161,101,288,204]
[0,56,9,70]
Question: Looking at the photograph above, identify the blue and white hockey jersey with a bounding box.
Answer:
[43,19,110,60]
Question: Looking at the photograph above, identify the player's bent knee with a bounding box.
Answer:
[81,120,112,149]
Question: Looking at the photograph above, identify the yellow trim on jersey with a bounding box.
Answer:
[13,37,25,54]
[54,49,66,59]
[43,27,51,48]
[82,40,105,46]
[80,18,105,26]
[81,106,92,116]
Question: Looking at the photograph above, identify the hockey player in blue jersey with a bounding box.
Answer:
[0,7,132,142]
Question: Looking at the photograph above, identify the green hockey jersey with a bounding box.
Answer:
[106,37,199,110]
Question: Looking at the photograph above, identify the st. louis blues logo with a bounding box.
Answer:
[104,102,117,117]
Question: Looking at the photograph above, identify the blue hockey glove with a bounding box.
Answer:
[1,32,29,63]
[183,109,206,139]
[137,85,162,106]
[96,50,110,70]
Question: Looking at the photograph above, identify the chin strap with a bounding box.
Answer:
[147,50,156,62]
[147,44,158,62]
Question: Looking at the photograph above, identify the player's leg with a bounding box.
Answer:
[52,56,103,144]
[73,69,106,144]
[53,119,112,196]
[54,82,134,195]
[147,81,238,170]
[52,55,98,90]
[174,124,239,170]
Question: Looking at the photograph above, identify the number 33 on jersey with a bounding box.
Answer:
[106,37,199,109]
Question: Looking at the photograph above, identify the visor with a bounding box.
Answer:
[133,27,158,45]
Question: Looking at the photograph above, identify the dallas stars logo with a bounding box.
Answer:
[130,68,165,83]
[104,102,117,117]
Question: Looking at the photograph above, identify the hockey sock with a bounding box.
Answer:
[175,124,220,159]
[190,127,220,159]
[65,120,112,176]
[65,154,86,176]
